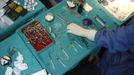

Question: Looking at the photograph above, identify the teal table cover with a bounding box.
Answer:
[1,0,133,75]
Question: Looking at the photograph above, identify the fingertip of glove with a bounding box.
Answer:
[66,30,71,33]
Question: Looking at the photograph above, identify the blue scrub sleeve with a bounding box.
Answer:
[95,18,134,53]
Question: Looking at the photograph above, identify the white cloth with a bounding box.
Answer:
[5,67,13,75]
[13,52,28,75]
[83,3,92,13]
[0,8,4,18]
[67,23,97,41]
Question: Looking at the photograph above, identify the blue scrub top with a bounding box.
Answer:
[95,17,134,75]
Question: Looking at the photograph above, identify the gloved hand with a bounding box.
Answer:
[67,23,97,41]
[130,0,134,2]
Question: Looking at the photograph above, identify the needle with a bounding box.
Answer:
[56,56,66,68]
[73,41,83,49]
[71,44,78,53]
[48,51,55,70]
[55,14,70,24]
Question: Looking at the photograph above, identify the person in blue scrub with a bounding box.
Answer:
[67,17,134,75]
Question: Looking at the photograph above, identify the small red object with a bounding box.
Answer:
[66,7,80,17]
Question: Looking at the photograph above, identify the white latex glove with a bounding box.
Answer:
[67,23,97,41]
[130,0,134,2]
